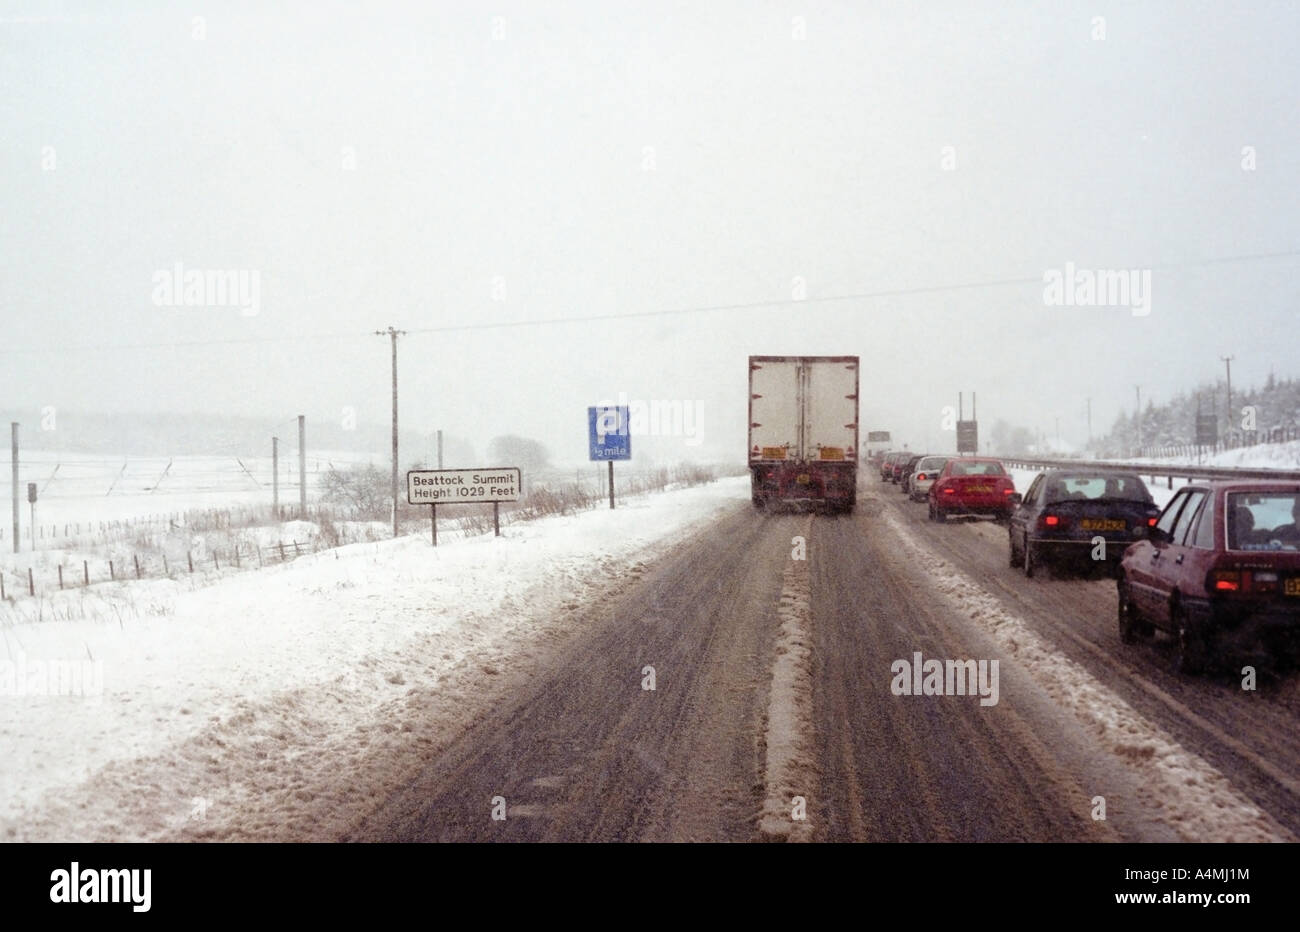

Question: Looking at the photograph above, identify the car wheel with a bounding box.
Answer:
[1170,604,1207,675]
[1024,540,1039,578]
[934,505,946,523]
[1117,577,1139,644]
[1008,529,1022,567]
[928,500,936,521]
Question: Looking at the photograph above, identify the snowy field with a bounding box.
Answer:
[0,475,749,841]
[1125,439,1300,471]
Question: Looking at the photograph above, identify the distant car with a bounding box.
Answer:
[879,452,901,481]
[899,454,925,495]
[883,452,904,483]
[1008,470,1159,577]
[928,458,1015,522]
[1117,481,1300,673]
[889,453,910,484]
[908,456,950,501]
[878,449,899,480]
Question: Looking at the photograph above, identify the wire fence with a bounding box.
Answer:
[0,462,740,605]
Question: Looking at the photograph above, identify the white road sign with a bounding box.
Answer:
[406,468,521,504]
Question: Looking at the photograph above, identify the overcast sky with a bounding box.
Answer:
[2,0,1298,464]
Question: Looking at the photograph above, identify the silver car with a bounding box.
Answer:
[909,456,951,501]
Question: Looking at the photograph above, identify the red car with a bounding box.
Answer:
[1117,481,1300,673]
[928,458,1016,523]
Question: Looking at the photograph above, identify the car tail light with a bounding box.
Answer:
[917,473,926,481]
[1039,514,1066,529]
[1209,569,1241,592]
[1003,487,1015,496]
[1147,517,1158,527]
[942,485,956,495]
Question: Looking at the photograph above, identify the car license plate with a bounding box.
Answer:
[1285,578,1300,597]
[796,474,811,485]
[1081,519,1126,531]
[967,485,991,494]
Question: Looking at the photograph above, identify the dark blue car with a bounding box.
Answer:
[1008,470,1161,577]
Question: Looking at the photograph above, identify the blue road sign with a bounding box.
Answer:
[589,406,631,461]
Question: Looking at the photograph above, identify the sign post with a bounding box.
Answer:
[407,467,521,547]
[588,406,631,509]
[956,420,979,454]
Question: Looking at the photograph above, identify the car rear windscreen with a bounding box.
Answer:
[1044,475,1151,503]
[949,461,1005,476]
[1227,491,1300,551]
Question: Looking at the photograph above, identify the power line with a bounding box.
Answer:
[3,246,1298,355]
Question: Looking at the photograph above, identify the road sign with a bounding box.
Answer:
[1196,414,1218,446]
[406,468,521,504]
[956,420,979,453]
[866,431,891,442]
[26,482,36,504]
[588,406,631,461]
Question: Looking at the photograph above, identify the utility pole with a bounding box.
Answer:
[272,436,279,518]
[1055,416,1060,448]
[298,415,306,517]
[1220,355,1235,436]
[1086,397,1092,444]
[376,326,406,538]
[10,423,18,554]
[437,429,443,469]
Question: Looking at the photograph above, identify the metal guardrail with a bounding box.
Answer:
[992,454,1300,484]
